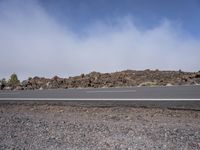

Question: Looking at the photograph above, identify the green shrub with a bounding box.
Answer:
[8,73,20,87]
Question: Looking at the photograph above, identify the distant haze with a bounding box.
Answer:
[0,0,200,80]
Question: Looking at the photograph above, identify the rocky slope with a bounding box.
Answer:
[1,70,200,90]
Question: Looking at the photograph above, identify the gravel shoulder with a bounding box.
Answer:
[0,104,200,150]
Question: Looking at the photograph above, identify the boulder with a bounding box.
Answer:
[0,82,5,90]
[4,86,12,90]
[166,83,173,86]
[138,81,158,87]
[14,86,24,90]
[21,80,29,87]
[195,73,200,78]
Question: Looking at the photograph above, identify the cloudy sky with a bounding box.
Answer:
[0,0,200,80]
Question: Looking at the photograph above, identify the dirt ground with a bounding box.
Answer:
[0,104,200,150]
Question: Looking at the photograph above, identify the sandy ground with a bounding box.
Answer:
[0,104,200,150]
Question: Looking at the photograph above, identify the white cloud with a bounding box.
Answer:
[0,0,200,80]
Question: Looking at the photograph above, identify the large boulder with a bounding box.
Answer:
[3,86,12,90]
[14,85,24,90]
[50,76,64,88]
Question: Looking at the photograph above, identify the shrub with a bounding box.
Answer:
[1,78,6,84]
[28,77,32,80]
[8,73,20,87]
[0,78,7,90]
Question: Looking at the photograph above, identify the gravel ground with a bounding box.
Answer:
[0,104,200,150]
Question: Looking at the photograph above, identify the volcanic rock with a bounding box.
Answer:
[2,70,200,90]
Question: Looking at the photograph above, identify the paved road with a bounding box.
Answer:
[0,85,200,110]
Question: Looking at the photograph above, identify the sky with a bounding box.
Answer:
[0,0,200,80]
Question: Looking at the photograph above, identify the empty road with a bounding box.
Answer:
[0,85,200,110]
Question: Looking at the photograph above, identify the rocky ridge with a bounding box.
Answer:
[1,70,200,90]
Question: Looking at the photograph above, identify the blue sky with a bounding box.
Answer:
[0,0,200,79]
[40,0,200,37]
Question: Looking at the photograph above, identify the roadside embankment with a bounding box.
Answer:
[1,70,200,90]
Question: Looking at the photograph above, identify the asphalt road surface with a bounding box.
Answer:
[0,85,200,110]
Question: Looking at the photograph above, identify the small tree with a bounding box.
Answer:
[8,73,20,87]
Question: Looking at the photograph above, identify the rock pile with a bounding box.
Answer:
[1,70,200,90]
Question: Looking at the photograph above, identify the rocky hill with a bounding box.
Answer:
[1,70,200,90]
